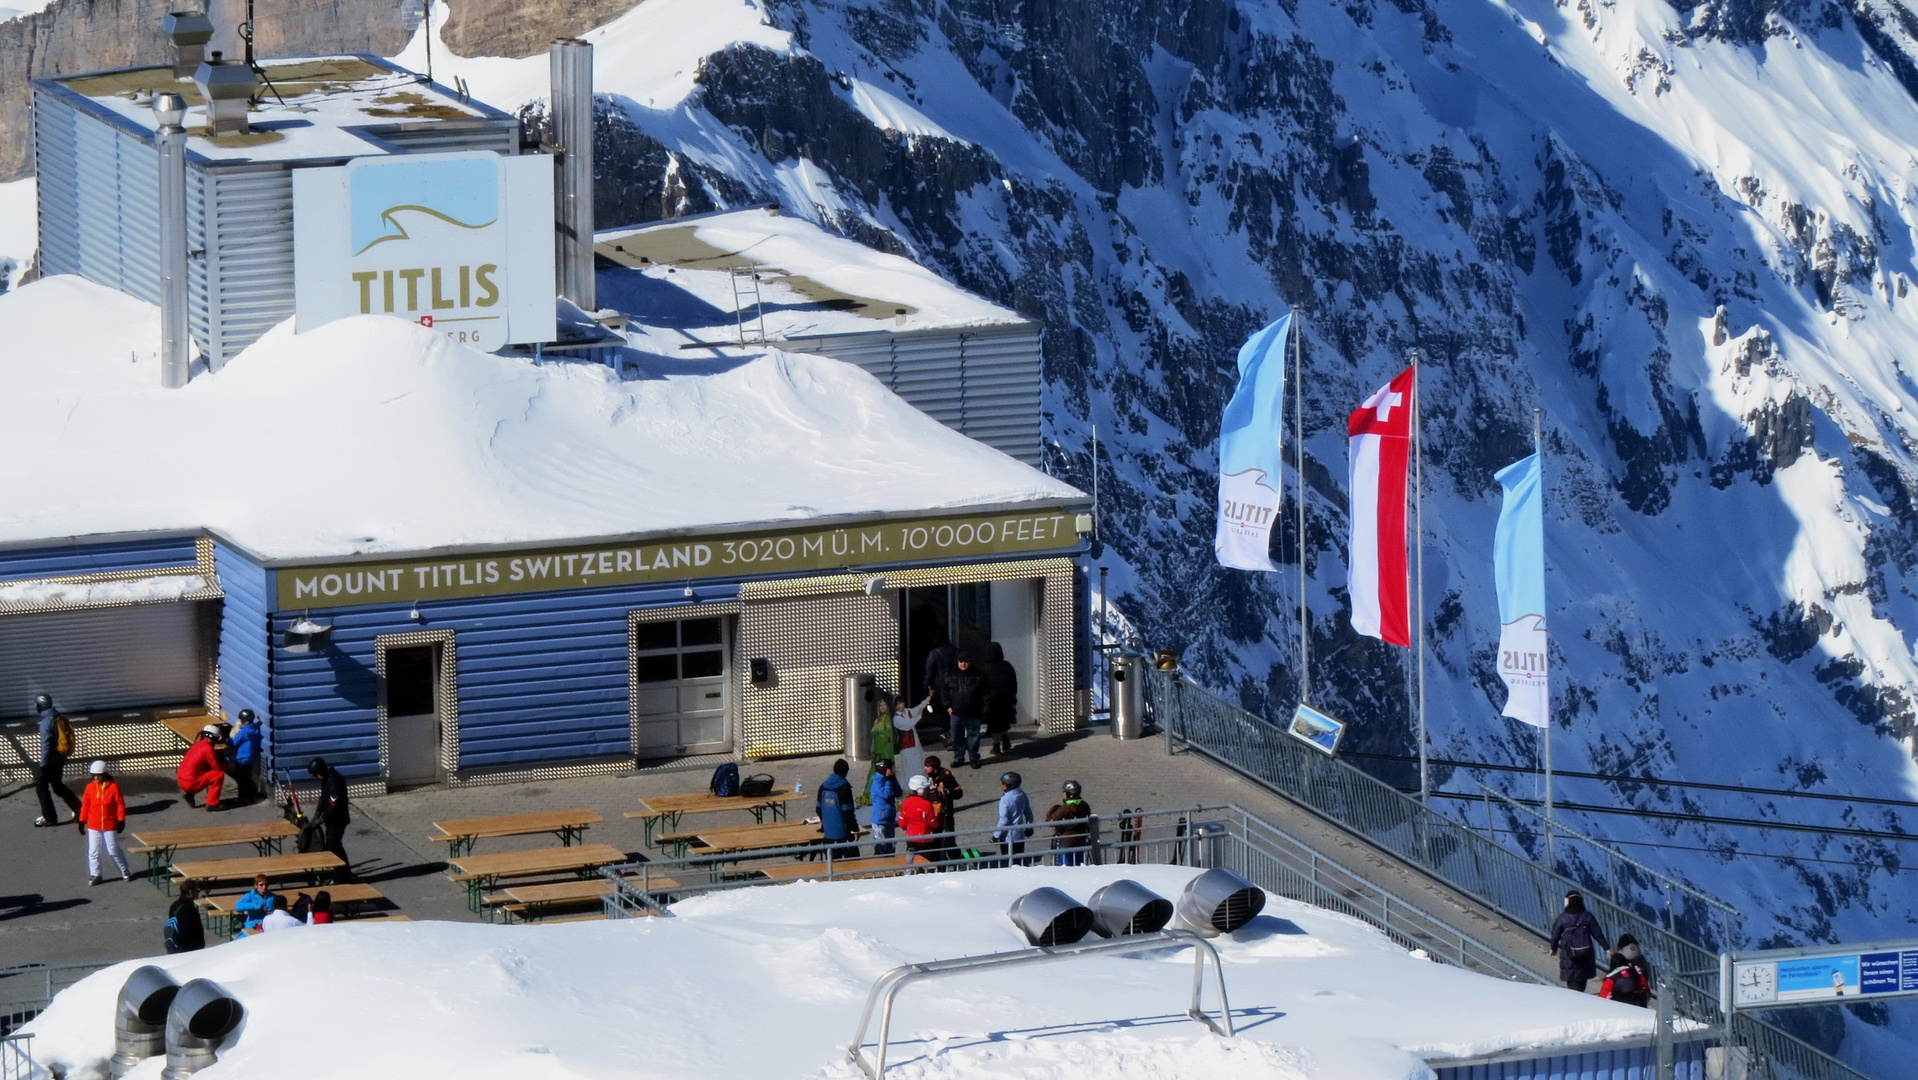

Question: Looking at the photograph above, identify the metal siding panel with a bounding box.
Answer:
[738,592,896,758]
[212,538,273,756]
[0,535,200,582]
[205,167,296,362]
[0,602,208,715]
[34,90,83,278]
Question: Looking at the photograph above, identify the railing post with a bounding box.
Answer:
[1088,814,1104,866]
[1655,978,1675,1080]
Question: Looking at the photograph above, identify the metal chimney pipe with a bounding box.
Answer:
[111,966,181,1077]
[160,978,243,1078]
[154,93,191,389]
[549,38,595,311]
[161,11,214,78]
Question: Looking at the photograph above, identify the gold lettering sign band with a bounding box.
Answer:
[273,509,1081,610]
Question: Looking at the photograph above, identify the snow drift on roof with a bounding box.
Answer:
[0,276,1081,560]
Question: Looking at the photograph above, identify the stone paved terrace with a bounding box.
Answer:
[0,724,1562,985]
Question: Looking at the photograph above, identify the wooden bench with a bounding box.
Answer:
[753,853,923,883]
[445,843,627,915]
[628,789,810,848]
[675,819,828,856]
[428,809,604,858]
[128,820,301,891]
[200,883,385,936]
[482,880,614,922]
[536,912,606,924]
[171,851,344,891]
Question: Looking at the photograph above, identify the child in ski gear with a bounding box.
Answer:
[922,757,963,862]
[177,726,226,810]
[993,771,1033,864]
[233,874,275,932]
[32,696,81,827]
[165,882,206,953]
[1548,890,1608,991]
[817,758,860,860]
[79,760,129,884]
[1599,934,1654,1006]
[1046,780,1092,865]
[868,760,902,856]
[229,709,263,803]
[899,774,939,863]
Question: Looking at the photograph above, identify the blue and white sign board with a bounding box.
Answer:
[293,151,556,349]
[1286,703,1345,756]
[1726,940,1918,1011]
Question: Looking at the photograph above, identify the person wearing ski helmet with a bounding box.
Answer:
[31,693,81,827]
[78,760,130,885]
[176,725,227,811]
[898,773,940,864]
[1046,780,1092,866]
[228,709,263,804]
[992,771,1033,865]
[307,758,355,882]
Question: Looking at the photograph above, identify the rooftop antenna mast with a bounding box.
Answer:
[238,0,286,104]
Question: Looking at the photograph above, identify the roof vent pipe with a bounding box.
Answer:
[549,38,595,311]
[111,966,181,1077]
[192,52,257,135]
[161,12,214,79]
[160,979,244,1078]
[154,92,192,388]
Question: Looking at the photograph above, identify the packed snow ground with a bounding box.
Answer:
[24,866,1652,1080]
[0,276,1079,559]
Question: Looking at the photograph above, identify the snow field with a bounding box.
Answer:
[24,866,1654,1080]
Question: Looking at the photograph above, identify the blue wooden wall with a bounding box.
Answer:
[268,578,743,780]
[1436,1041,1706,1080]
[212,538,274,764]
[0,533,200,582]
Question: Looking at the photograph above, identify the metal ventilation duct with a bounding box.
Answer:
[549,38,595,311]
[1088,879,1174,937]
[1175,868,1266,937]
[161,978,244,1078]
[1007,887,1094,947]
[160,12,214,78]
[111,966,181,1078]
[192,53,257,135]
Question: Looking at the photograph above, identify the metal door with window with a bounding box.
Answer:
[630,614,731,757]
[381,642,444,786]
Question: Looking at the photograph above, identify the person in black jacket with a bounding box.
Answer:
[1548,890,1608,991]
[164,882,206,953]
[307,758,356,883]
[923,636,958,725]
[942,653,989,768]
[32,695,81,827]
[982,642,1019,757]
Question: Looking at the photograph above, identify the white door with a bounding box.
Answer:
[382,642,442,786]
[631,615,730,757]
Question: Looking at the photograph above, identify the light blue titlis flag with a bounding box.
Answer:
[1493,454,1549,727]
[1214,312,1292,571]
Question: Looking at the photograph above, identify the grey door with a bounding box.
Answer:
[382,643,442,786]
[631,615,730,757]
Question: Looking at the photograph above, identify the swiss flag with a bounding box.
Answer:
[1347,366,1416,647]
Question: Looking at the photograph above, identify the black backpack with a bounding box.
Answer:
[297,819,327,854]
[710,762,740,797]
[739,773,774,798]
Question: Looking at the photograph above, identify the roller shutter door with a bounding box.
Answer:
[0,602,209,718]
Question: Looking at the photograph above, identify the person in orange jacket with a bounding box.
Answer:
[79,760,130,885]
[177,726,226,811]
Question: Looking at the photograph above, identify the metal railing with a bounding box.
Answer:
[0,1033,36,1080]
[0,962,108,1036]
[1143,667,1876,1080]
[600,803,1542,985]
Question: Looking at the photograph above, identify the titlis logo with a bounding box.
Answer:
[1500,646,1546,673]
[1220,497,1276,527]
[350,266,500,314]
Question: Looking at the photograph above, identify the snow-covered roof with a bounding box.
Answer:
[44,56,509,164]
[0,276,1083,562]
[597,209,1028,348]
[22,866,1659,1079]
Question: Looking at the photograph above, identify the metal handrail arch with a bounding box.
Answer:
[845,930,1233,1079]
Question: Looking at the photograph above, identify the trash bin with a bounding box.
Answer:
[1111,654,1146,739]
[1186,820,1228,869]
[843,673,878,761]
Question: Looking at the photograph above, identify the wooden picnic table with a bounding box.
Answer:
[485,880,617,922]
[171,851,344,890]
[128,820,300,890]
[445,843,627,914]
[628,789,809,848]
[200,883,385,936]
[428,808,604,857]
[754,853,923,883]
[663,819,827,858]
[160,713,219,745]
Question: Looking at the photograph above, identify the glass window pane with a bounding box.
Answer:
[635,654,679,683]
[680,618,723,646]
[634,621,677,651]
[681,650,724,679]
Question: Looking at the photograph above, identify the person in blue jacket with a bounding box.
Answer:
[817,759,860,860]
[229,709,263,804]
[867,759,901,856]
[993,771,1033,866]
[232,874,276,934]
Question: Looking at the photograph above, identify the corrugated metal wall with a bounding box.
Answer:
[33,88,161,304]
[368,122,518,155]
[0,533,200,583]
[199,165,297,363]
[212,538,273,759]
[777,323,1043,466]
[1434,1041,1706,1079]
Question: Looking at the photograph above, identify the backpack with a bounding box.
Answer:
[297,819,327,854]
[710,762,740,797]
[53,715,75,756]
[1559,918,1594,956]
[739,773,773,798]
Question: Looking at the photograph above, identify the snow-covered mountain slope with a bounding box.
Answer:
[391,0,1918,1068]
[24,866,1658,1079]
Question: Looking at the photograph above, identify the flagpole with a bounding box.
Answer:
[1296,315,1309,705]
[1535,404,1552,870]
[1411,350,1427,803]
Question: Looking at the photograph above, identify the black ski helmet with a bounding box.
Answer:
[1062,780,1083,798]
[32,693,51,712]
[307,757,328,777]
[237,708,256,723]
[1000,771,1021,789]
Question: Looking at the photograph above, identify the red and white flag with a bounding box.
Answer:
[1347,366,1416,647]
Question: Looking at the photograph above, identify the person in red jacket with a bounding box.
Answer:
[177,726,226,811]
[898,774,939,864]
[79,760,130,885]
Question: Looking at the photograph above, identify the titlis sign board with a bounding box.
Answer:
[292,151,556,348]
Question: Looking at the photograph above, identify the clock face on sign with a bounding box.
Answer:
[1734,961,1779,1006]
